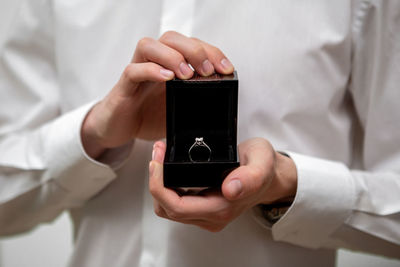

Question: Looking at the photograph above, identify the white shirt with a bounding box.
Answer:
[0,0,399,266]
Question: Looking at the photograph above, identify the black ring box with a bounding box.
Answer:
[163,71,240,188]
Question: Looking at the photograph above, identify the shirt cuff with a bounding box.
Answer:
[42,102,132,206]
[269,151,355,249]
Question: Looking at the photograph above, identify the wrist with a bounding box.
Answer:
[81,103,107,159]
[261,151,298,204]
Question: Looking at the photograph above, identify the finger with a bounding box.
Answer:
[153,200,226,232]
[149,159,184,212]
[154,200,199,224]
[153,200,177,220]
[166,192,231,221]
[193,38,235,75]
[154,201,210,225]
[152,141,166,163]
[134,37,193,79]
[159,31,214,76]
[120,62,174,95]
[149,148,235,221]
[222,138,275,201]
[149,162,232,220]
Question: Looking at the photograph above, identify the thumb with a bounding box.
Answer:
[222,166,266,201]
[221,139,275,201]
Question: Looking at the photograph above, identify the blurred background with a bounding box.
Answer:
[0,1,399,266]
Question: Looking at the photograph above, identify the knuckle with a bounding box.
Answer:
[212,46,222,55]
[149,187,157,197]
[137,37,154,49]
[136,37,155,60]
[154,206,164,217]
[213,48,224,59]
[143,64,155,76]
[208,225,224,233]
[160,30,177,42]
[253,137,265,143]
[191,38,222,57]
[165,210,178,220]
[190,37,200,42]
[166,207,183,220]
[148,182,158,196]
[123,64,135,80]
[216,209,233,223]
[165,53,184,67]
[207,44,222,55]
[189,43,206,60]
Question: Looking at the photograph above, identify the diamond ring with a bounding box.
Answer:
[188,137,211,162]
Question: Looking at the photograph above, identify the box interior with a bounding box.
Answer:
[164,72,239,188]
[165,73,238,163]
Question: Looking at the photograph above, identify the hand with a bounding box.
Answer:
[81,31,234,158]
[149,138,297,232]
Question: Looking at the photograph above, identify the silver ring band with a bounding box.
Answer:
[188,137,211,162]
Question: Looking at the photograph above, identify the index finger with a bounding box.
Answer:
[193,38,235,75]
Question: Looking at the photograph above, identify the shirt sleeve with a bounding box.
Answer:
[0,0,128,236]
[270,153,400,258]
[255,0,400,259]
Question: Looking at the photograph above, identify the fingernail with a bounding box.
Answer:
[179,62,192,78]
[227,179,242,198]
[149,161,155,177]
[160,68,174,80]
[202,59,214,76]
[220,58,234,72]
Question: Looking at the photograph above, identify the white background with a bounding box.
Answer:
[0,1,399,266]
